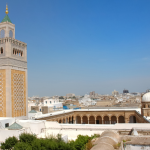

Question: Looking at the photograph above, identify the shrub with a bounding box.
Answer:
[58,141,76,150]
[19,133,37,145]
[13,142,32,150]
[113,142,121,149]
[1,136,18,149]
[84,140,93,150]
[74,135,91,150]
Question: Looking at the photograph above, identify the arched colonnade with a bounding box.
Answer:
[48,114,137,124]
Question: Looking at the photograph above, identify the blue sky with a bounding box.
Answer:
[1,0,150,96]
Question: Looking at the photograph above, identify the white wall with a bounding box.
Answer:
[0,118,15,128]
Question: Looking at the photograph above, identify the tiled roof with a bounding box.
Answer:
[7,122,23,130]
[1,15,12,23]
[29,110,37,113]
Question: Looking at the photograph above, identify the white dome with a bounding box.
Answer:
[142,92,150,102]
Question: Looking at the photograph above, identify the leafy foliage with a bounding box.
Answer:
[74,135,92,150]
[1,133,98,150]
[14,142,32,150]
[1,136,18,149]
[19,133,37,145]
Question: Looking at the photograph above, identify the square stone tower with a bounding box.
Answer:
[0,5,28,118]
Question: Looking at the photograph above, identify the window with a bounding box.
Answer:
[9,30,13,38]
[12,48,23,57]
[54,101,55,103]
[45,101,47,104]
[50,101,51,104]
[0,30,5,38]
[1,47,3,54]
[5,123,9,128]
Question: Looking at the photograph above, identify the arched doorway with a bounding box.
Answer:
[104,116,109,124]
[82,116,88,124]
[89,116,95,124]
[96,116,102,124]
[111,116,117,124]
[59,120,61,123]
[129,116,136,123]
[118,116,125,123]
[69,117,72,124]
[76,116,81,124]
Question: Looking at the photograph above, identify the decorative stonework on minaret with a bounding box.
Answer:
[0,5,28,118]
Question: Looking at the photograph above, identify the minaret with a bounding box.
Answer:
[0,5,28,118]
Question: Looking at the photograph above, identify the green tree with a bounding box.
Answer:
[19,133,37,145]
[13,142,32,150]
[1,136,18,150]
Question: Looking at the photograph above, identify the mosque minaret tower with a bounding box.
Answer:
[0,5,28,118]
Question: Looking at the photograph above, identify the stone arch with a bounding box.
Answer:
[63,118,65,123]
[104,116,109,124]
[118,116,125,123]
[82,116,88,124]
[89,116,95,124]
[68,116,72,123]
[111,116,117,124]
[96,116,102,124]
[129,115,136,123]
[76,116,81,124]
[59,119,62,123]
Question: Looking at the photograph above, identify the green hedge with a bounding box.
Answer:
[1,133,99,150]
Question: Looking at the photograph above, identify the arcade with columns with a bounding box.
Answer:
[37,110,149,124]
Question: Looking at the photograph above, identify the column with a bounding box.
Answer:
[95,116,96,124]
[88,119,89,124]
[102,116,104,124]
[109,116,111,124]
[73,117,76,124]
[117,117,118,123]
[81,119,83,124]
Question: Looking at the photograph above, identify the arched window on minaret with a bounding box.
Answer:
[1,47,3,54]
[0,30,5,38]
[9,30,13,38]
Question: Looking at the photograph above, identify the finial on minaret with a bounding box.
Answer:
[5,4,9,15]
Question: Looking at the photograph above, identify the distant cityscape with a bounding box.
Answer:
[28,89,145,115]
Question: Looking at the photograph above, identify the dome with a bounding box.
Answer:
[142,92,150,102]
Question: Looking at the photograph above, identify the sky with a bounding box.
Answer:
[1,0,150,96]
